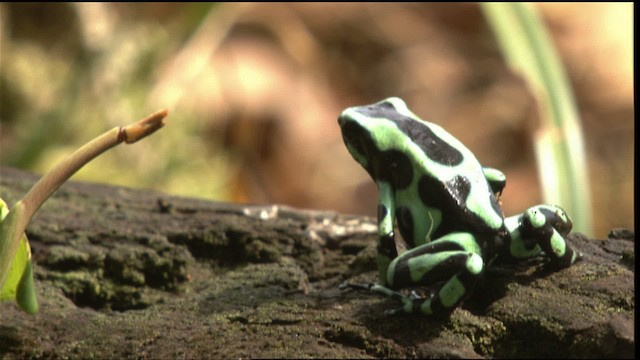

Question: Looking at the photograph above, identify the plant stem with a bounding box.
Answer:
[0,109,168,287]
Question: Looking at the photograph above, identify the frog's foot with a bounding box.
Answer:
[370,284,418,315]
[339,282,375,292]
[341,281,466,317]
[369,284,412,302]
[368,285,455,318]
[339,282,407,301]
[369,284,454,317]
[340,282,420,314]
[384,306,407,316]
[409,289,422,299]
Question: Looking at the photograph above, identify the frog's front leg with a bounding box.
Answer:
[506,204,580,268]
[340,182,398,292]
[370,232,485,317]
[375,181,398,286]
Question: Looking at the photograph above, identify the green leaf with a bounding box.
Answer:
[481,3,593,235]
[0,198,39,313]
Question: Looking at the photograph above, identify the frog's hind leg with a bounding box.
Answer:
[375,233,484,316]
[515,204,580,268]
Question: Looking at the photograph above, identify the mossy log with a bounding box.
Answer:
[0,167,634,358]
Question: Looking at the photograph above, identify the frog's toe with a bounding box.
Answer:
[573,251,584,263]
[384,307,405,316]
[339,282,374,291]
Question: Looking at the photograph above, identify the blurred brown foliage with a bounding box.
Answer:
[0,3,633,237]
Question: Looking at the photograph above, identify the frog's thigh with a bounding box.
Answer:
[388,246,482,290]
[382,243,483,315]
[375,181,398,285]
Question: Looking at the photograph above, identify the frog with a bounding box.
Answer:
[337,97,580,317]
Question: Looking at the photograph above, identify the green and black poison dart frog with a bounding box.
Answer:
[338,97,580,317]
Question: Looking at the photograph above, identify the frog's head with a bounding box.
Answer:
[338,97,412,179]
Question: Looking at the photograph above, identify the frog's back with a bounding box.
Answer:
[367,99,504,240]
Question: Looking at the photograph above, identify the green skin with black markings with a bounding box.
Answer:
[338,97,580,316]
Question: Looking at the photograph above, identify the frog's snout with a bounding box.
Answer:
[337,113,347,127]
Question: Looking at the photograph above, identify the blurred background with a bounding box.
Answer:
[0,3,633,238]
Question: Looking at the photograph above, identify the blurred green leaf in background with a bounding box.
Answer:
[482,2,592,234]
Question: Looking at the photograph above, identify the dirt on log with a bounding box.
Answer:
[0,167,634,358]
